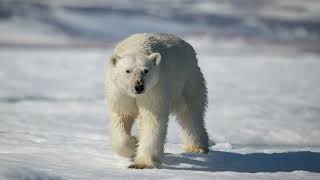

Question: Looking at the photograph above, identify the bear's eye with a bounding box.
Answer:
[143,69,149,74]
[126,70,131,73]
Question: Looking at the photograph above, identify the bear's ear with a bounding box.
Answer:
[149,52,161,66]
[110,55,120,66]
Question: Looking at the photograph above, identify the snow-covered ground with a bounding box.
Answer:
[1,37,320,179]
[1,0,320,179]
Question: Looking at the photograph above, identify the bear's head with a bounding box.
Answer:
[109,52,161,97]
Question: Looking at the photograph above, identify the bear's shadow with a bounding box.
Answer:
[162,150,320,173]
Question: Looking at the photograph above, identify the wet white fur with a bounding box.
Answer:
[105,33,208,168]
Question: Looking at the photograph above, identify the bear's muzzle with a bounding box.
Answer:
[134,80,145,94]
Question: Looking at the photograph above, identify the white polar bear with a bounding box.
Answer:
[105,33,209,169]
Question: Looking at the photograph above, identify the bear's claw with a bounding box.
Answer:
[128,163,154,169]
[185,146,209,154]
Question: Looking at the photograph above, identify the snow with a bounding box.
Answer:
[1,38,320,179]
[1,0,320,45]
[1,0,320,179]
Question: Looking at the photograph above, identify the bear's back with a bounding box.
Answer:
[114,33,197,63]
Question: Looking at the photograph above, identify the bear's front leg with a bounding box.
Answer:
[129,107,169,169]
[110,113,137,158]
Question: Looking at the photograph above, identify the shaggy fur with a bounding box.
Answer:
[105,33,209,169]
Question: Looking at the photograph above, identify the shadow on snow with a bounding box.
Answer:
[162,151,320,173]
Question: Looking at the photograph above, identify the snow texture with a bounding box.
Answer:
[1,40,320,179]
[1,0,320,179]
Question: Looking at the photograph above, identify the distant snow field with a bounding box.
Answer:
[1,0,320,45]
[0,36,320,179]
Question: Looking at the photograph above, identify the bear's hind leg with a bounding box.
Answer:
[175,77,209,153]
[175,102,209,153]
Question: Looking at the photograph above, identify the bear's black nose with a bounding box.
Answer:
[134,84,145,94]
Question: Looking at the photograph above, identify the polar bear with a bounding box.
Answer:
[105,33,209,169]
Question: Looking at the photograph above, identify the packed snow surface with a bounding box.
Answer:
[1,38,320,179]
